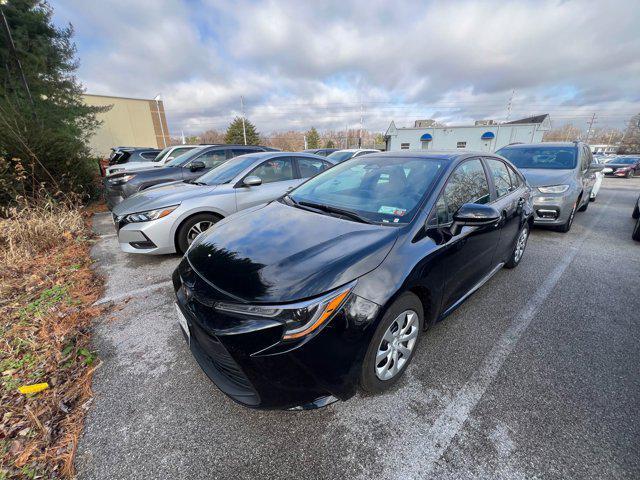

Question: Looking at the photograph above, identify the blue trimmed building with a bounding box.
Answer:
[384,114,551,152]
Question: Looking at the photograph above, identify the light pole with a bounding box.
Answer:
[154,94,167,148]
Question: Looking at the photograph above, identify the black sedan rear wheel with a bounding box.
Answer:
[360,292,423,394]
[633,217,640,242]
[505,224,529,269]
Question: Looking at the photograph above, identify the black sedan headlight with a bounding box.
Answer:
[125,205,179,223]
[108,173,136,185]
[215,282,357,341]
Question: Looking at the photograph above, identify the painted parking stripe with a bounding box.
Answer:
[93,280,173,306]
[394,192,616,479]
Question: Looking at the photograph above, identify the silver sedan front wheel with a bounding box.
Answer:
[186,221,213,244]
[375,310,419,381]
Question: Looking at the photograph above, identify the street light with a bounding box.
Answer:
[154,94,167,148]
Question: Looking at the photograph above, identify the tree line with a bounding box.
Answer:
[182,118,387,151]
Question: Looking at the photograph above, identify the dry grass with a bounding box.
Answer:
[0,200,104,479]
[0,201,85,268]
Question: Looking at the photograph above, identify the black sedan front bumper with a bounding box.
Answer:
[172,260,379,410]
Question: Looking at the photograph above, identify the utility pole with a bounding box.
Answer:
[586,113,597,142]
[240,96,247,145]
[358,101,363,148]
[0,4,35,109]
[304,135,307,150]
[505,89,515,122]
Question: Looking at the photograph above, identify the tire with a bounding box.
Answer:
[633,204,640,220]
[626,170,633,178]
[633,218,640,242]
[578,197,589,212]
[504,224,529,269]
[557,199,578,233]
[176,213,221,254]
[360,292,424,394]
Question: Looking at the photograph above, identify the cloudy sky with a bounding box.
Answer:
[50,0,640,136]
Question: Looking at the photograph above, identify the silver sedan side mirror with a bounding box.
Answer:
[243,175,262,187]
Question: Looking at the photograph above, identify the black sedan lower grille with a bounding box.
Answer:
[189,321,260,406]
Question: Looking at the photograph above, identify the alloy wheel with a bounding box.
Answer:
[513,226,528,263]
[187,221,213,244]
[375,310,419,381]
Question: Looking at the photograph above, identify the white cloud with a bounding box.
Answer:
[51,0,640,134]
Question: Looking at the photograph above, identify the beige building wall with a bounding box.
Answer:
[83,94,171,158]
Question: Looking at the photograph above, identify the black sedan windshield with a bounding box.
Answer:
[164,147,205,167]
[326,151,356,163]
[608,157,637,164]
[197,155,259,185]
[498,147,577,170]
[290,156,444,224]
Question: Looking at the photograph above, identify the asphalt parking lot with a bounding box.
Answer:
[76,177,640,480]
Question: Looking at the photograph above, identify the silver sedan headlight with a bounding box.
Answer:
[125,205,179,223]
[538,184,570,194]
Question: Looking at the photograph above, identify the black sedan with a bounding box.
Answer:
[103,144,278,209]
[604,156,640,178]
[173,151,534,409]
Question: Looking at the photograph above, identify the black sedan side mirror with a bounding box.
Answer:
[189,160,206,172]
[451,203,501,235]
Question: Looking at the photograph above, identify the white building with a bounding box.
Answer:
[589,144,618,154]
[384,114,551,152]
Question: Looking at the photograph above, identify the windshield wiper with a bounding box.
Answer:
[185,180,207,185]
[298,201,374,224]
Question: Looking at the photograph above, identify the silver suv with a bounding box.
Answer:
[496,142,601,232]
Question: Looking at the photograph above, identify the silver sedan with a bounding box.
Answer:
[111,152,334,254]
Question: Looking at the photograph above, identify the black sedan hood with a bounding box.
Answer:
[186,201,399,303]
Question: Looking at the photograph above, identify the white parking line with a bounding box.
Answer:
[395,193,615,479]
[93,280,173,306]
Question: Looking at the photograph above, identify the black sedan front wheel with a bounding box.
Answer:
[360,292,423,394]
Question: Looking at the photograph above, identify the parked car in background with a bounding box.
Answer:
[633,194,640,241]
[112,152,334,254]
[603,156,640,178]
[108,147,162,166]
[302,148,339,157]
[326,148,380,163]
[496,142,600,232]
[105,145,199,176]
[104,145,278,209]
[172,151,533,409]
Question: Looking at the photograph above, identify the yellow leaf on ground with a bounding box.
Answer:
[18,382,49,394]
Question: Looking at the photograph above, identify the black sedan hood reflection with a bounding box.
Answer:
[187,201,399,303]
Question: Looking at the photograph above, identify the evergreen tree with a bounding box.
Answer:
[224,117,260,145]
[306,127,320,149]
[0,0,106,202]
[325,139,335,148]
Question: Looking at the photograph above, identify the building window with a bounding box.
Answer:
[456,142,467,149]
[421,141,429,150]
[401,143,410,150]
